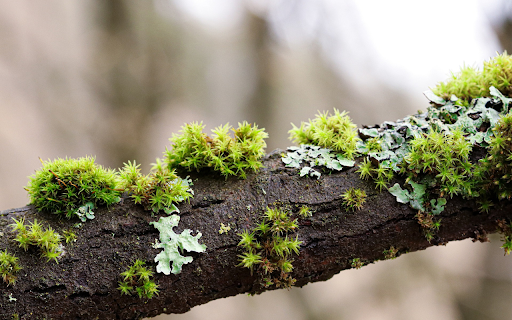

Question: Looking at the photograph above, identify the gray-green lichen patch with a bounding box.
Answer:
[150,215,207,275]
[282,144,355,179]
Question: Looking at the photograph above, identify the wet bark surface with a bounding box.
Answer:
[0,150,510,320]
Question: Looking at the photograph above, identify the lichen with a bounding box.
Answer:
[282,144,355,179]
[150,215,207,275]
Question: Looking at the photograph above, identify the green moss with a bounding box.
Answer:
[298,205,312,218]
[218,222,231,234]
[432,52,512,105]
[0,249,22,286]
[383,246,398,260]
[476,111,512,201]
[62,230,77,244]
[289,109,359,159]
[11,218,62,263]
[164,121,268,179]
[351,258,364,269]
[356,158,394,191]
[237,207,301,289]
[25,157,120,219]
[118,259,159,299]
[341,188,367,211]
[403,128,474,198]
[118,160,194,214]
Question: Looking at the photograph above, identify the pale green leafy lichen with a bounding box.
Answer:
[282,144,355,179]
[150,215,206,275]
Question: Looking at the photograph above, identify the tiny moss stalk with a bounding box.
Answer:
[0,250,22,286]
[11,218,62,263]
[118,259,159,299]
[237,207,302,289]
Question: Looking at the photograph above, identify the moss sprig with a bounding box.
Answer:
[25,157,120,219]
[118,259,159,299]
[118,160,193,214]
[237,207,301,289]
[402,128,474,198]
[11,218,62,263]
[356,157,394,191]
[476,112,512,202]
[0,250,22,286]
[289,109,359,159]
[341,187,367,211]
[164,121,268,179]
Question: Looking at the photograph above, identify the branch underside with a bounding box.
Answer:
[0,150,510,320]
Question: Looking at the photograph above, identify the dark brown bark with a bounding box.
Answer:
[0,150,510,320]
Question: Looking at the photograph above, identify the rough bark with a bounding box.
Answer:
[0,149,510,320]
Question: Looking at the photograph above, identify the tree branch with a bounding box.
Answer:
[0,149,509,320]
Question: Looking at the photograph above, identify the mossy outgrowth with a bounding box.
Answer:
[432,52,512,105]
[118,160,194,214]
[0,249,22,286]
[11,218,62,263]
[237,207,301,289]
[118,259,159,299]
[25,157,120,219]
[403,128,474,198]
[356,158,394,191]
[341,188,367,211]
[298,205,312,218]
[164,121,268,179]
[476,111,512,201]
[351,258,364,269]
[289,109,359,159]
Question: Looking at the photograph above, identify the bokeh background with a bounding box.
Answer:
[1,1,512,319]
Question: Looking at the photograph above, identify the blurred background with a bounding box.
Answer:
[1,0,512,319]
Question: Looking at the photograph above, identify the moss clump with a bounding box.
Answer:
[477,111,512,201]
[11,218,62,263]
[356,158,394,191]
[402,128,474,198]
[341,187,367,211]
[25,157,120,218]
[432,52,512,104]
[289,109,359,159]
[0,250,22,286]
[351,258,364,269]
[118,259,159,299]
[164,121,268,179]
[238,207,301,289]
[118,160,194,214]
[298,205,312,218]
